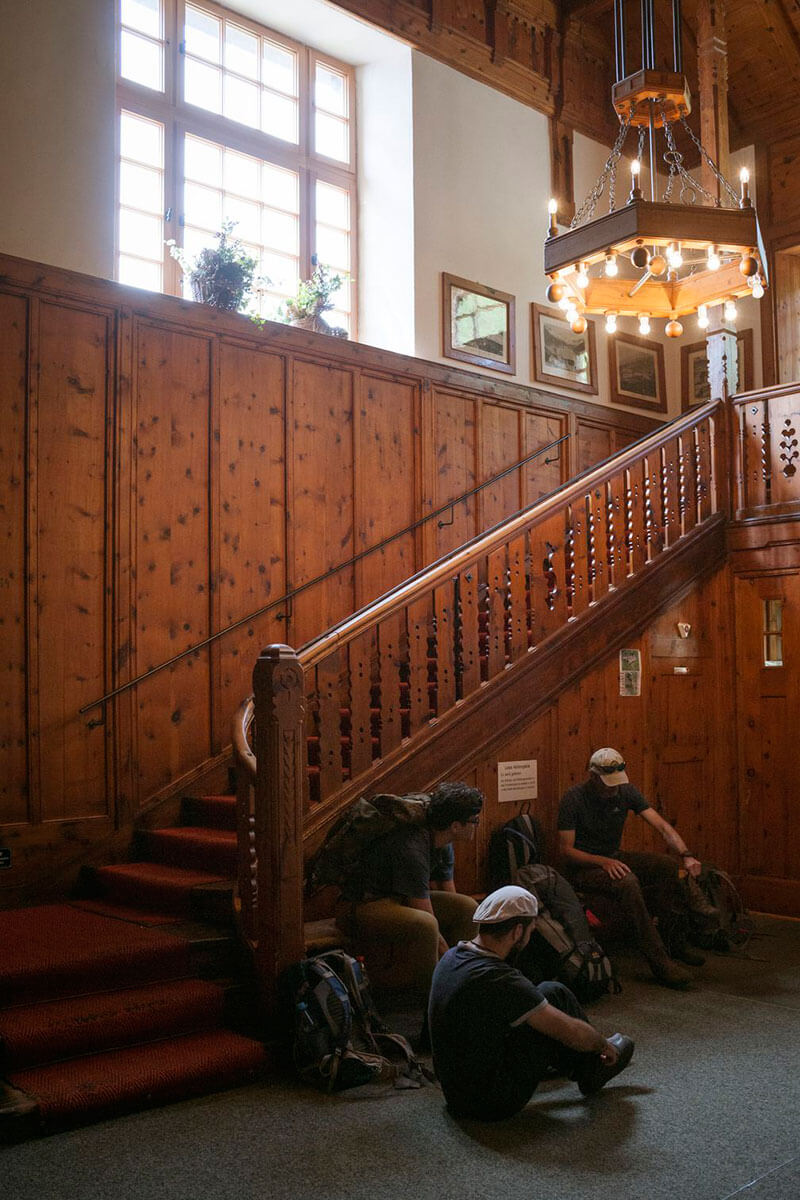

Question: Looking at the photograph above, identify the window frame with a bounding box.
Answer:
[115,0,357,330]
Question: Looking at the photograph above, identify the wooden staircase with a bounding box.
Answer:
[233,392,742,996]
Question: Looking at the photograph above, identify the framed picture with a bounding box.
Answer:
[442,273,516,374]
[608,331,667,413]
[531,303,598,394]
[681,329,754,410]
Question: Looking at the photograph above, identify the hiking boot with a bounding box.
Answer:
[576,1034,635,1096]
[671,942,705,967]
[648,956,692,989]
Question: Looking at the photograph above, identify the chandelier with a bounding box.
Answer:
[543,0,766,340]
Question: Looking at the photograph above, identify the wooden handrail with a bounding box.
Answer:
[301,397,723,668]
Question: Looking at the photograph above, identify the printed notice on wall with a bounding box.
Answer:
[619,648,641,697]
[497,760,538,804]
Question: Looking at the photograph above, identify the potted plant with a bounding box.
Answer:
[167,220,259,312]
[282,261,348,337]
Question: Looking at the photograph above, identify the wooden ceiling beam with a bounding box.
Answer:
[562,0,612,17]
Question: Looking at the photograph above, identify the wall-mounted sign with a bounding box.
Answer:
[497,760,538,804]
[619,648,641,697]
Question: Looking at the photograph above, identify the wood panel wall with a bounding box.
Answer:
[448,564,738,894]
[446,545,800,919]
[0,252,656,902]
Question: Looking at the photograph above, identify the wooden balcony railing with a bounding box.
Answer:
[732,383,800,514]
[232,396,729,1006]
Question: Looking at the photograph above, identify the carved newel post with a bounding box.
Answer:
[705,307,738,402]
[251,644,307,1017]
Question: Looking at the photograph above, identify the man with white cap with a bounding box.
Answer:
[558,747,703,989]
[428,885,634,1120]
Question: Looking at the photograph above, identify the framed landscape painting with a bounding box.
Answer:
[531,303,598,394]
[608,331,667,413]
[681,328,754,410]
[442,273,516,374]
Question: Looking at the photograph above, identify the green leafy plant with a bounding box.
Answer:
[282,261,348,336]
[167,220,260,312]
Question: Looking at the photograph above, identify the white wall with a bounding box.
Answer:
[0,0,116,278]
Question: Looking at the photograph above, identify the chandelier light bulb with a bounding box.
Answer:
[724,298,737,322]
[638,314,651,335]
[576,262,590,289]
[666,242,683,269]
[739,167,751,205]
[751,277,765,300]
[558,295,571,311]
[707,246,721,271]
[548,198,558,215]
[739,167,750,184]
[697,304,709,330]
[605,312,617,333]
[547,197,558,236]
[604,251,618,278]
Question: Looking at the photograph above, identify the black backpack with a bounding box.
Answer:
[487,811,544,890]
[488,814,619,1003]
[284,949,429,1091]
[513,864,620,1003]
[683,865,754,951]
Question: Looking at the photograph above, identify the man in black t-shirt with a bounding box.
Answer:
[429,885,634,1120]
[346,782,484,998]
[558,747,704,988]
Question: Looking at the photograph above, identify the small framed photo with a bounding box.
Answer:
[681,329,754,410]
[442,273,516,374]
[608,331,667,412]
[531,303,598,394]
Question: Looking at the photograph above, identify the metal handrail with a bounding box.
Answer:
[80,432,570,717]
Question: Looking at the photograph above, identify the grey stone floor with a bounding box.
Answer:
[4,914,800,1200]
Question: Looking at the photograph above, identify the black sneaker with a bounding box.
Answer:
[576,1034,635,1096]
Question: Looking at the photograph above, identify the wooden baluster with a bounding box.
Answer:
[626,463,646,576]
[347,627,376,779]
[589,484,609,604]
[376,610,404,758]
[681,433,699,535]
[406,594,433,736]
[661,437,680,547]
[506,533,528,663]
[762,396,773,506]
[568,497,591,618]
[456,564,481,701]
[605,473,626,590]
[486,545,508,680]
[251,644,306,1018]
[694,418,713,522]
[529,511,568,644]
[772,394,800,504]
[644,452,663,562]
[434,580,457,717]
[315,647,345,806]
[304,668,321,813]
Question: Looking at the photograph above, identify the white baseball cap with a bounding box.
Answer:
[473,886,538,924]
[589,747,629,786]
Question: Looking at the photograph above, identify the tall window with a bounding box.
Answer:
[116,0,356,333]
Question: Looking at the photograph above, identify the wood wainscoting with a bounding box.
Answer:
[0,252,656,904]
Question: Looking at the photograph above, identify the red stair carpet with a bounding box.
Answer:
[0,793,268,1139]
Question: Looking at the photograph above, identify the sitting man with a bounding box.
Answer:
[344,781,484,999]
[558,747,703,989]
[429,885,634,1120]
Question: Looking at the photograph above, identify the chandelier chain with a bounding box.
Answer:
[678,115,741,207]
[660,115,719,206]
[570,112,633,228]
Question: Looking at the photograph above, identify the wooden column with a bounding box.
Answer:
[706,309,739,400]
[251,643,307,1017]
[696,0,730,202]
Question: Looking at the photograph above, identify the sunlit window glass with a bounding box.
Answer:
[118,111,164,290]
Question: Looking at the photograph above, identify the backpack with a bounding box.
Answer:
[513,864,621,1003]
[487,811,544,890]
[305,793,430,900]
[284,949,428,1092]
[683,865,754,952]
